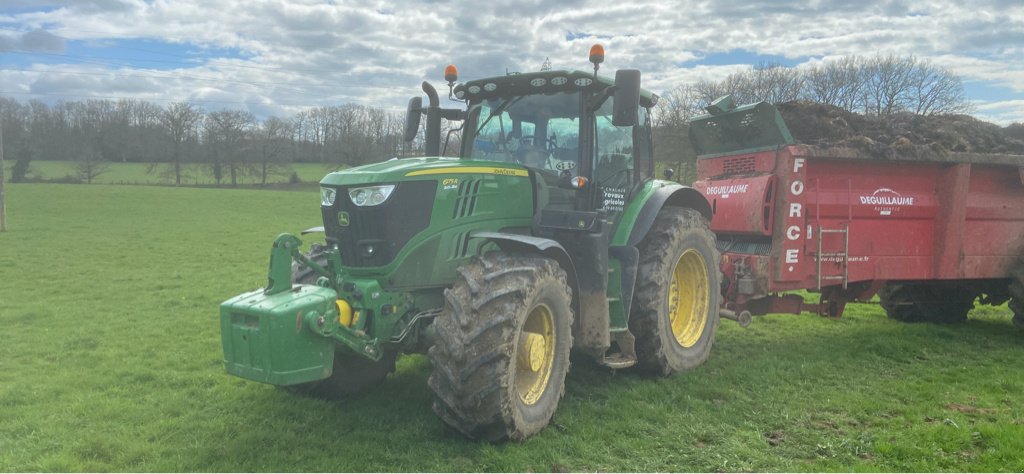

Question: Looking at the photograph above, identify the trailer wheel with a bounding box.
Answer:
[630,207,721,375]
[284,244,396,399]
[879,283,973,324]
[428,253,573,441]
[1008,262,1024,329]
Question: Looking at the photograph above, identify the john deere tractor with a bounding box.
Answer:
[220,46,719,441]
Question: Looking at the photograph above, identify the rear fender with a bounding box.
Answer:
[623,184,712,247]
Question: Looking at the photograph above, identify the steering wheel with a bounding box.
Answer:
[514,144,550,168]
[520,135,558,150]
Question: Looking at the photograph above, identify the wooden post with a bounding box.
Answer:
[0,112,6,232]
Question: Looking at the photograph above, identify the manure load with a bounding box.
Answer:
[690,96,1024,326]
[776,100,1024,163]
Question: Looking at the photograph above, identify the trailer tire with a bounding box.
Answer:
[629,207,721,375]
[879,283,973,324]
[878,284,917,322]
[284,244,396,399]
[428,253,573,442]
[1008,261,1024,329]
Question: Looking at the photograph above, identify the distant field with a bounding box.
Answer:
[2,160,342,185]
[1,183,1021,472]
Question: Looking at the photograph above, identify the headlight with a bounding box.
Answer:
[348,185,396,207]
[320,186,336,206]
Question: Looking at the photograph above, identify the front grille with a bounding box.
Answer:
[452,179,482,219]
[322,180,436,267]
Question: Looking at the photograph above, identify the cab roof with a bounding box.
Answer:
[454,69,659,108]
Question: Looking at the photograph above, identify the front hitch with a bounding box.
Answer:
[265,233,330,295]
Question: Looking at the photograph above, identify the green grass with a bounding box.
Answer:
[3,160,341,185]
[1,183,1022,472]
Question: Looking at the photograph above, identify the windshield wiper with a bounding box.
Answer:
[475,96,525,135]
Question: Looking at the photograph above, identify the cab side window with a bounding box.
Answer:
[633,107,653,180]
[594,102,634,191]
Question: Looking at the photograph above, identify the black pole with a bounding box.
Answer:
[422,82,441,156]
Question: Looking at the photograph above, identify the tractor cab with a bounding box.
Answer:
[410,66,659,218]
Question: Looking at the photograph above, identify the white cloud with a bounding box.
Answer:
[0,27,65,52]
[974,99,1024,125]
[0,0,1020,122]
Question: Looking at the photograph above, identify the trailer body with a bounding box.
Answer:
[690,100,1024,317]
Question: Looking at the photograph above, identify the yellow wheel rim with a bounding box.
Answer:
[516,303,555,405]
[669,249,710,348]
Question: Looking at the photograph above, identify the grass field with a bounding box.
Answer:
[3,160,341,186]
[1,183,1022,472]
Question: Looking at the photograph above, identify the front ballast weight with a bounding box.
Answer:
[220,233,386,387]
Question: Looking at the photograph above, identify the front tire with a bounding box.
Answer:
[285,244,395,399]
[630,207,721,375]
[428,253,573,441]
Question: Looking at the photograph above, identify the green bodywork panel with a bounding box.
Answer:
[606,257,627,331]
[688,97,794,158]
[603,180,672,330]
[610,179,674,247]
[321,157,535,287]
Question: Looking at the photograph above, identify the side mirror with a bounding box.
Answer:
[612,69,641,127]
[404,96,423,142]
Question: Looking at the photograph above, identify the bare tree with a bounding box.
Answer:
[652,84,705,183]
[254,116,294,185]
[73,146,109,184]
[693,77,738,106]
[206,109,255,186]
[160,102,201,186]
[749,62,804,104]
[863,54,917,116]
[803,56,868,111]
[689,54,969,120]
[909,61,970,115]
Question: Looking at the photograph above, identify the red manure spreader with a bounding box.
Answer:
[690,96,1024,326]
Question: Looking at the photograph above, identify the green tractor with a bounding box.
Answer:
[220,47,719,441]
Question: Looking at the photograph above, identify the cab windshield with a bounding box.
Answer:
[468,91,581,174]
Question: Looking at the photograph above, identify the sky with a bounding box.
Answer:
[0,0,1022,124]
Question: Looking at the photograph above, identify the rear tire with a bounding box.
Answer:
[629,207,721,375]
[428,253,573,441]
[879,283,974,324]
[285,244,396,399]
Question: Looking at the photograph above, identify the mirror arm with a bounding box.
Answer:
[587,85,617,113]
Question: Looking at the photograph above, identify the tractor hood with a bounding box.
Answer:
[320,157,530,186]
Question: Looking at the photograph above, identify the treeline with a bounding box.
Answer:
[652,54,981,182]
[0,98,409,185]
[3,54,1017,187]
